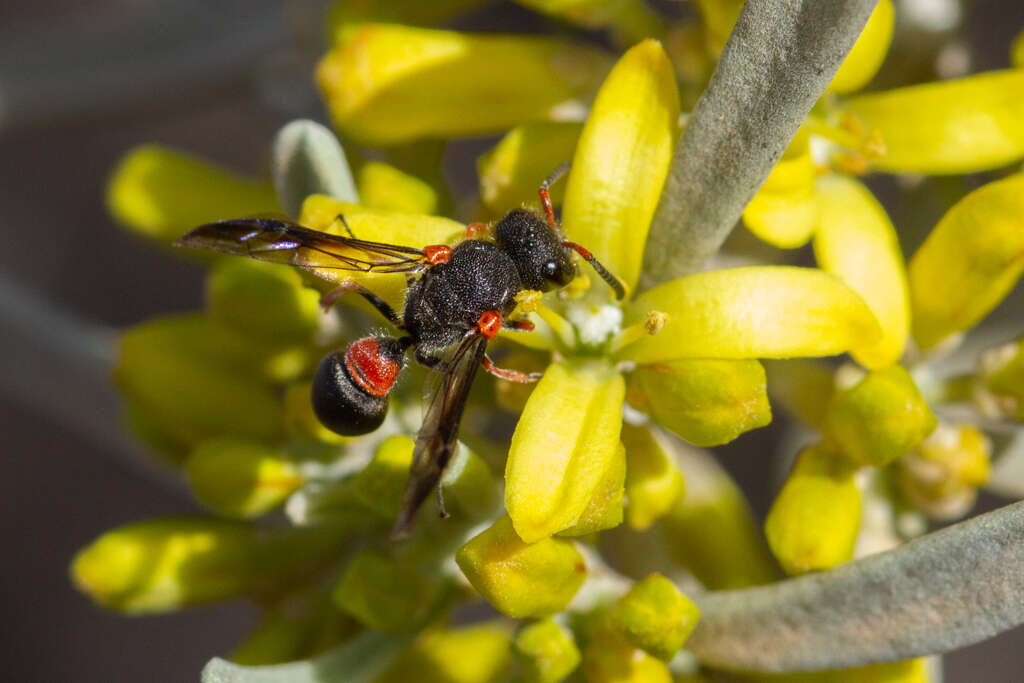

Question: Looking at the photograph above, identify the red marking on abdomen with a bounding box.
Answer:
[345,337,399,396]
[424,244,452,265]
[477,310,502,339]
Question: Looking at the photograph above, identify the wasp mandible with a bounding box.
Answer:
[176,164,625,537]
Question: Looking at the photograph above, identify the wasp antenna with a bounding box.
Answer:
[334,213,356,238]
[538,163,571,228]
[563,241,627,300]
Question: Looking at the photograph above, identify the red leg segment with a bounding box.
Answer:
[424,244,453,265]
[476,310,503,339]
[483,356,542,383]
[464,222,489,239]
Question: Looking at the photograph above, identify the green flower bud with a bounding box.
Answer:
[332,550,442,632]
[357,161,439,214]
[557,442,626,537]
[824,365,936,467]
[115,316,287,447]
[456,515,586,618]
[611,573,700,661]
[206,258,321,345]
[231,599,358,666]
[581,630,672,683]
[283,380,348,444]
[377,623,513,683]
[620,425,685,530]
[765,444,862,575]
[514,619,581,683]
[185,438,302,518]
[71,518,258,613]
[627,359,771,447]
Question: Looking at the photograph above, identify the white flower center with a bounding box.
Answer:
[565,302,623,347]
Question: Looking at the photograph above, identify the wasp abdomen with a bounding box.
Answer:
[312,336,405,436]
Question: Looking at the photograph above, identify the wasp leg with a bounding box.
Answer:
[464,222,489,239]
[538,162,570,228]
[415,347,447,371]
[436,486,450,519]
[503,318,535,332]
[321,280,404,328]
[333,213,356,238]
[483,355,542,383]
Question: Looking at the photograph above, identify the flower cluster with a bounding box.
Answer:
[73,2,1024,682]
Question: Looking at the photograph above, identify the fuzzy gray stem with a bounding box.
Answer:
[640,0,880,288]
[688,499,1024,672]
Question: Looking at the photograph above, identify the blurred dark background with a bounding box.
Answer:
[1,1,1022,680]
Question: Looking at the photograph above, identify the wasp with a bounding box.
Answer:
[176,164,624,537]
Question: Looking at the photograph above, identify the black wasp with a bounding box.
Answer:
[176,164,625,538]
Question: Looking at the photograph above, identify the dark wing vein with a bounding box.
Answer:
[175,217,429,274]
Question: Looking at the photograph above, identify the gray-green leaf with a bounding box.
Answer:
[687,500,1024,671]
[201,631,405,683]
[272,119,358,218]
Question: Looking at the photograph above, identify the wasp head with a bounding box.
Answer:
[493,208,575,292]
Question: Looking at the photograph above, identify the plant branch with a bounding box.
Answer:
[687,499,1024,672]
[640,0,880,288]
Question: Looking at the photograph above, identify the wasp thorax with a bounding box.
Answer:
[312,336,405,436]
[493,208,575,291]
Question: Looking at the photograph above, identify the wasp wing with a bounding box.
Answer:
[392,332,488,539]
[175,217,430,274]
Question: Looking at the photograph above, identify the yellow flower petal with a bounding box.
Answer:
[317,24,612,145]
[356,161,439,214]
[505,361,625,543]
[298,194,463,309]
[326,0,486,36]
[456,515,587,618]
[843,70,1024,174]
[556,442,626,537]
[827,0,894,94]
[562,39,680,293]
[813,173,909,368]
[618,266,882,364]
[909,173,1024,348]
[582,630,672,683]
[513,0,665,47]
[107,145,278,242]
[742,130,818,248]
[695,0,743,53]
[627,359,771,446]
[478,121,582,215]
[765,444,862,575]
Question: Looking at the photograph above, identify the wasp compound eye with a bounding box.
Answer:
[312,336,404,436]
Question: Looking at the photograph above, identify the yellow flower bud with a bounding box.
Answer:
[824,365,936,467]
[186,438,302,518]
[627,358,771,447]
[71,518,256,613]
[456,515,587,618]
[283,380,348,444]
[581,630,672,683]
[317,24,612,145]
[981,338,1024,420]
[377,623,513,683]
[765,444,862,575]
[356,161,439,214]
[611,573,700,661]
[107,145,278,243]
[900,423,991,520]
[514,619,582,683]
